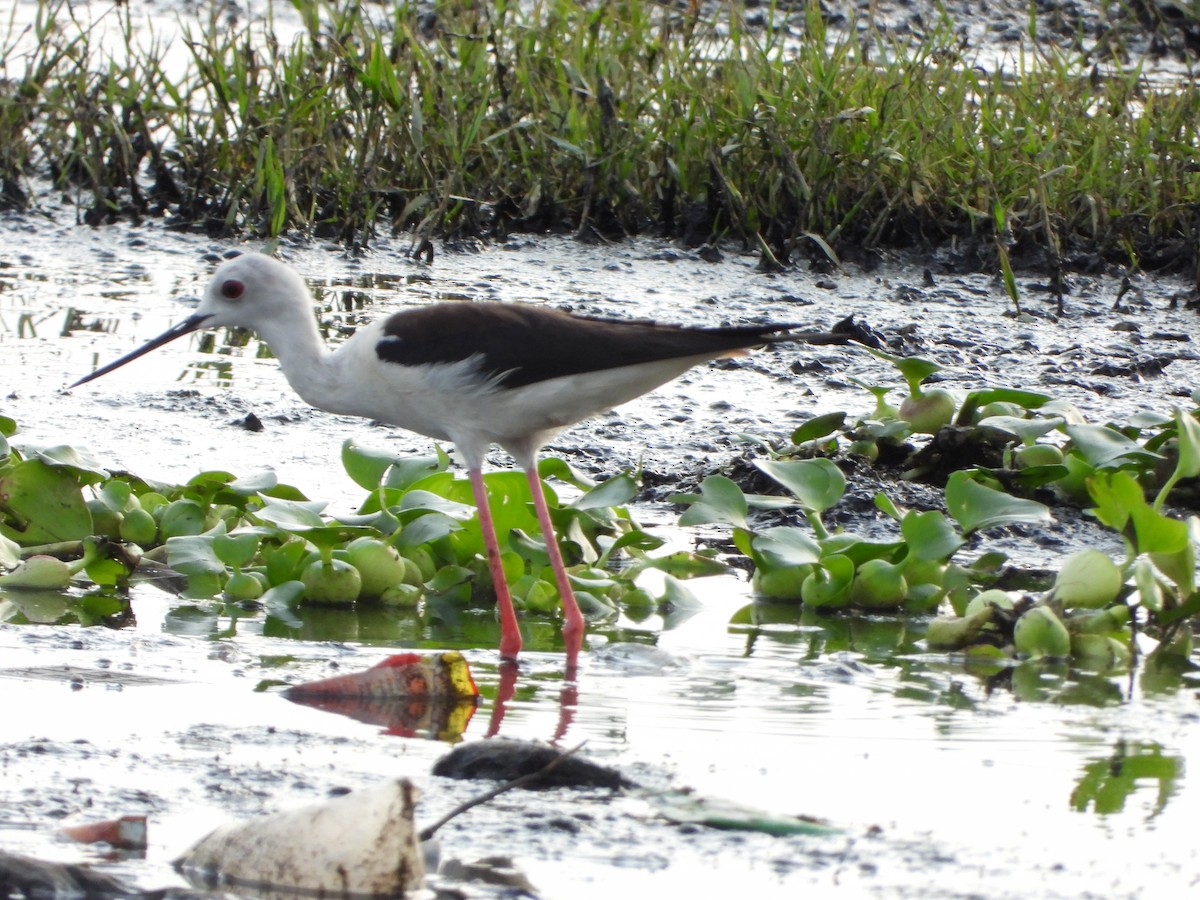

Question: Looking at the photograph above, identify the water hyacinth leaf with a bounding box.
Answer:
[1152,408,1200,511]
[801,554,854,608]
[160,501,212,540]
[900,510,964,561]
[753,458,845,514]
[945,470,1051,534]
[0,458,93,544]
[1066,424,1161,469]
[1171,409,1200,478]
[674,475,748,529]
[1148,540,1194,598]
[1087,470,1143,535]
[228,469,279,495]
[731,528,761,568]
[1009,464,1070,490]
[0,555,72,590]
[264,539,310,585]
[261,580,306,611]
[261,482,309,501]
[340,439,444,489]
[874,492,904,521]
[13,443,109,481]
[566,569,618,592]
[83,538,137,586]
[187,470,236,491]
[508,527,551,563]
[398,489,476,520]
[303,524,375,552]
[96,479,132,512]
[1130,503,1190,556]
[214,532,261,568]
[427,564,473,593]
[384,449,452,490]
[342,439,407,490]
[601,529,664,556]
[475,472,544,538]
[1053,550,1125,609]
[1133,557,1165,613]
[977,415,1063,443]
[751,527,821,569]
[335,507,401,534]
[254,496,328,530]
[537,456,597,490]
[573,471,638,510]
[870,349,940,392]
[743,493,800,511]
[819,534,904,567]
[956,387,1051,422]
[166,530,228,578]
[1157,588,1200,625]
[791,412,846,445]
[968,387,1051,409]
[396,512,462,547]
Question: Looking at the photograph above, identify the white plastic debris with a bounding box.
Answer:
[177,778,423,897]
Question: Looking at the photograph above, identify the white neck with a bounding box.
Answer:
[251,311,351,415]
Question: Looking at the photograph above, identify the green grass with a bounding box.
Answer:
[2,0,1199,271]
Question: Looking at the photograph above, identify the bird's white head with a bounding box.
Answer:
[195,252,314,332]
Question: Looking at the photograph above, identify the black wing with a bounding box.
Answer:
[374,303,793,389]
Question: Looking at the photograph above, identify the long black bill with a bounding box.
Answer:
[777,315,885,350]
[69,312,214,389]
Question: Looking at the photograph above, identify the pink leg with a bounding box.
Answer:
[525,468,585,652]
[468,467,522,661]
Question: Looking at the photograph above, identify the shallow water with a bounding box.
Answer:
[2,212,1200,897]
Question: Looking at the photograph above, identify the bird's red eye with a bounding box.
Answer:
[221,279,245,299]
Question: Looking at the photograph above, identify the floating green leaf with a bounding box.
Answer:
[900,510,964,561]
[791,412,846,445]
[753,458,845,514]
[254,496,328,530]
[674,475,749,529]
[14,443,109,481]
[1066,424,1161,470]
[342,438,407,490]
[228,469,279,495]
[751,527,821,569]
[0,458,93,545]
[537,456,597,490]
[945,470,1051,534]
[977,415,1062,443]
[214,531,261,568]
[573,471,638,510]
[167,528,228,578]
[1153,408,1200,511]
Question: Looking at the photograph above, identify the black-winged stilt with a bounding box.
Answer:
[71,252,874,662]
